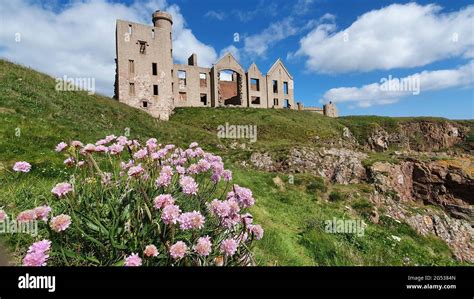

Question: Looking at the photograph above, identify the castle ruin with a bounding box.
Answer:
[114,10,337,120]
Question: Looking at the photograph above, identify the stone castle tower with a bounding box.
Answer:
[115,11,174,120]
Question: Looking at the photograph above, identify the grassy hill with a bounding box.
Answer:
[0,59,468,266]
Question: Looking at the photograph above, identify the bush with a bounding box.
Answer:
[6,136,264,266]
[328,191,345,202]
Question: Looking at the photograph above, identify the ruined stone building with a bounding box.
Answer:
[297,101,338,118]
[114,10,337,120]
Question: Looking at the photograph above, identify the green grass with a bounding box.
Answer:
[0,59,469,266]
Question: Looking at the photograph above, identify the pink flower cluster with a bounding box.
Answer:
[179,175,198,195]
[170,241,187,260]
[178,211,205,230]
[50,214,72,232]
[124,253,142,266]
[51,182,73,198]
[161,204,181,225]
[23,239,51,266]
[16,205,52,223]
[13,161,31,173]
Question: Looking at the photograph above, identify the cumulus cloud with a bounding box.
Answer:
[204,10,226,21]
[295,3,474,73]
[0,0,218,96]
[322,61,474,107]
[244,17,299,57]
[219,45,240,62]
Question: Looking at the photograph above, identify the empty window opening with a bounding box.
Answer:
[178,70,186,88]
[219,70,235,82]
[138,41,146,54]
[142,101,148,108]
[272,80,278,93]
[128,24,132,35]
[129,83,135,96]
[153,84,159,96]
[284,99,290,109]
[283,82,289,95]
[273,98,278,106]
[179,92,187,101]
[151,29,155,39]
[200,73,207,87]
[250,78,260,91]
[129,60,134,75]
[251,96,261,105]
[200,93,208,105]
[152,63,158,76]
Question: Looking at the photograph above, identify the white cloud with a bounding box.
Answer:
[219,45,240,62]
[322,61,474,107]
[295,3,474,73]
[204,10,226,21]
[293,0,315,16]
[244,17,298,57]
[0,0,218,96]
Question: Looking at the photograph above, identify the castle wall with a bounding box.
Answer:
[173,64,211,107]
[246,63,268,108]
[265,61,295,109]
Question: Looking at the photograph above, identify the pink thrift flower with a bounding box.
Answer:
[208,199,231,218]
[176,166,185,175]
[71,140,83,148]
[248,224,264,240]
[161,204,181,225]
[16,210,37,223]
[178,211,205,230]
[34,206,52,222]
[55,142,68,152]
[13,161,31,173]
[155,166,173,187]
[83,143,96,152]
[197,159,211,172]
[63,157,75,166]
[133,148,148,159]
[51,182,73,198]
[124,253,142,266]
[95,139,108,146]
[50,214,71,232]
[223,170,232,181]
[77,161,85,167]
[23,239,51,267]
[0,209,6,221]
[189,142,198,148]
[105,135,117,143]
[108,143,124,155]
[116,136,128,146]
[227,185,255,208]
[94,145,108,153]
[127,164,144,177]
[241,213,254,226]
[179,176,198,195]
[169,241,187,260]
[153,194,175,209]
[220,239,238,257]
[144,245,159,257]
[28,239,52,253]
[194,236,212,256]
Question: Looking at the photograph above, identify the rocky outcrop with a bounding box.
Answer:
[287,147,367,184]
[369,192,474,263]
[365,121,467,152]
[368,158,473,222]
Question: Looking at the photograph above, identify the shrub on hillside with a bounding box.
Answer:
[7,136,263,266]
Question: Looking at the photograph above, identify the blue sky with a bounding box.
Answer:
[1,0,473,119]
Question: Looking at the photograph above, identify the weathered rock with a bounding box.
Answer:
[287,147,367,184]
[249,152,276,172]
